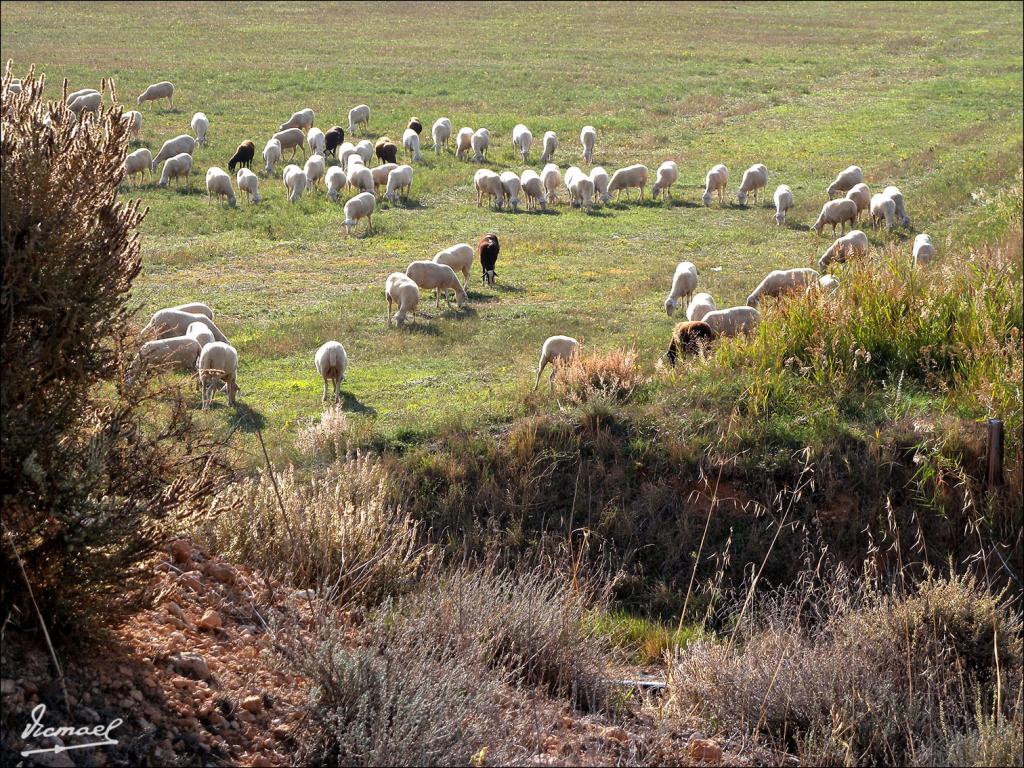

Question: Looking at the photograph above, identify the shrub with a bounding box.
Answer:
[555,347,646,405]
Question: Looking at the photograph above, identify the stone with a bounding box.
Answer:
[198,610,223,631]
[603,725,629,743]
[177,573,202,592]
[170,539,192,563]
[688,737,723,763]
[205,562,237,585]
[0,679,15,695]
[170,652,210,680]
[240,695,263,714]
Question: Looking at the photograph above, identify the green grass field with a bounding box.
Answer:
[3,1,1021,463]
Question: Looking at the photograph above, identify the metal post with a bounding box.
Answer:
[987,419,1003,488]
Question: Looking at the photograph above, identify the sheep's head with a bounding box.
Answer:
[746,294,759,308]
[343,218,355,233]
[538,195,547,210]
[702,190,712,206]
[664,297,677,317]
[737,189,748,205]
[826,183,838,198]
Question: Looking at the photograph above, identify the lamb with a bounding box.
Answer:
[651,160,679,201]
[142,308,227,342]
[471,128,491,162]
[171,302,214,320]
[347,104,371,134]
[371,162,399,193]
[325,166,347,202]
[818,229,868,270]
[512,123,532,162]
[541,163,562,204]
[152,134,196,170]
[384,164,414,203]
[68,91,102,116]
[568,173,595,211]
[158,152,193,188]
[227,140,255,171]
[474,169,505,209]
[191,112,209,146]
[432,117,452,152]
[665,321,715,365]
[870,193,896,230]
[283,164,307,202]
[197,341,239,409]
[324,126,345,157]
[185,321,216,348]
[456,127,474,159]
[406,261,468,308]
[205,167,236,206]
[685,292,716,322]
[280,108,315,131]
[315,341,348,404]
[746,268,819,307]
[664,261,699,317]
[702,306,761,337]
[236,168,261,203]
[123,148,152,186]
[520,169,547,210]
[500,171,522,212]
[590,166,611,205]
[137,81,174,109]
[813,198,858,236]
[845,182,871,222]
[137,336,202,374]
[535,336,580,389]
[348,165,375,195]
[385,272,419,326]
[478,233,500,287]
[407,117,423,135]
[121,110,142,140]
[344,191,376,234]
[580,125,596,163]
[882,185,910,227]
[540,131,558,164]
[307,126,326,156]
[608,164,649,201]
[354,140,374,164]
[773,184,793,225]
[403,128,422,162]
[263,138,282,175]
[736,163,768,206]
[304,153,326,190]
[374,138,399,165]
[272,127,306,161]
[702,164,729,206]
[432,243,475,288]
[827,165,864,199]
[913,233,934,266]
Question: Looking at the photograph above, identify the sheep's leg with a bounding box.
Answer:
[322,379,328,402]
[334,379,341,404]
[534,363,545,390]
[387,297,393,325]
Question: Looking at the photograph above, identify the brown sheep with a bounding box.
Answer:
[478,233,500,287]
[375,137,399,165]
[665,321,715,365]
[227,140,255,172]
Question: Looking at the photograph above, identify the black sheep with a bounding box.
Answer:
[665,321,715,365]
[478,233,500,287]
[407,117,423,135]
[227,140,255,171]
[324,126,345,157]
[375,140,399,165]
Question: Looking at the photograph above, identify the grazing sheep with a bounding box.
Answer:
[325,166,347,202]
[137,81,174,109]
[158,152,193,188]
[406,261,468,308]
[535,335,580,389]
[338,142,358,167]
[205,167,236,206]
[191,112,209,146]
[348,165,375,195]
[123,148,152,186]
[142,309,227,342]
[540,130,558,164]
[68,91,102,116]
[385,271,420,326]
[66,87,99,105]
[813,198,858,236]
[651,160,679,201]
[236,168,261,203]
[456,127,474,159]
[280,108,314,131]
[500,171,522,212]
[818,229,868,270]
[665,321,715,365]
[827,165,864,199]
[403,128,422,162]
[262,138,282,175]
[479,233,500,287]
[686,292,716,322]
[665,261,699,317]
[845,182,871,222]
[152,134,196,170]
[608,164,649,201]
[580,125,596,163]
[569,173,596,211]
[736,163,768,206]
[354,139,374,164]
[346,152,367,175]
[433,243,474,288]
[471,128,490,162]
[702,164,729,206]
[307,126,326,156]
[121,110,142,140]
[815,274,840,293]
[882,185,910,227]
[315,341,348,404]
[272,127,306,161]
[520,169,547,210]
[304,154,326,190]
[375,137,399,165]
[185,321,216,349]
[870,193,896,230]
[227,140,255,172]
[385,164,414,203]
[512,123,532,162]
[347,104,371,134]
[541,163,562,205]
[746,268,819,307]
[474,169,505,209]
[590,166,611,205]
[913,233,934,266]
[773,184,794,225]
[702,306,761,337]
[283,164,307,202]
[407,117,423,135]
[7,80,21,94]
[138,336,202,374]
[324,126,345,157]
[432,117,452,152]
[197,341,239,409]
[172,302,214,320]
[344,191,376,234]
[371,162,398,193]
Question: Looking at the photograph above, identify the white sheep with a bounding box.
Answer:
[432,243,474,288]
[304,154,326,190]
[913,233,934,266]
[870,193,896,230]
[348,165,375,195]
[746,268,819,307]
[66,87,99,105]
[197,341,239,409]
[205,167,236,206]
[314,341,348,404]
[665,261,699,317]
[151,134,196,170]
[512,123,532,162]
[608,164,649,201]
[736,163,768,206]
[158,152,193,188]
[354,139,374,164]
[541,163,562,204]
[471,128,490,162]
[325,166,347,202]
[371,162,398,193]
[455,127,474,159]
[123,148,152,186]
[520,169,547,210]
[815,274,840,293]
[818,229,868,270]
[882,185,910,227]
[307,126,326,156]
[406,261,468,308]
[385,271,419,326]
[686,292,716,322]
[348,104,371,134]
[344,191,376,234]
[280,108,315,131]
[69,91,102,116]
[580,125,596,163]
[338,141,358,167]
[403,128,422,162]
[283,164,307,202]
[142,309,227,342]
[272,127,306,161]
[590,166,611,205]
[540,130,558,164]
[773,184,793,225]
[500,171,522,212]
[432,117,452,153]
[568,173,595,211]
[263,138,283,175]
[535,335,580,389]
[845,182,871,222]
[185,321,216,349]
[827,165,864,199]
[121,110,142,140]
[191,112,209,146]
[137,81,174,109]
[172,302,214,320]
[702,164,729,206]
[385,164,414,203]
[474,169,505,209]
[236,168,261,203]
[137,336,201,374]
[813,198,858,236]
[346,152,367,175]
[651,160,679,201]
[702,306,761,337]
